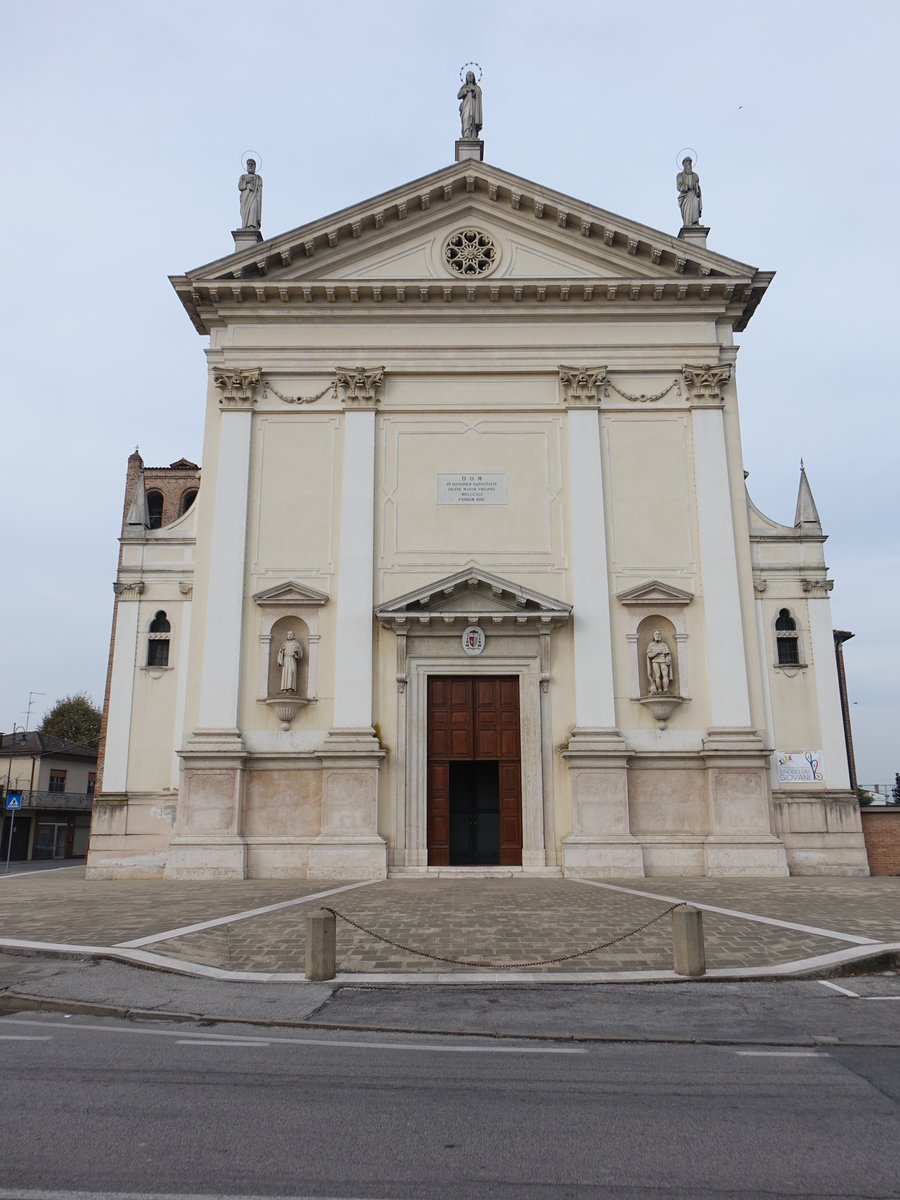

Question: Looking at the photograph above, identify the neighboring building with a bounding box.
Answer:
[1,733,96,861]
[87,115,868,880]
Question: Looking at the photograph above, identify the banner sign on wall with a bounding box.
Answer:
[776,751,824,783]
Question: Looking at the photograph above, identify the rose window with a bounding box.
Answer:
[442,229,498,276]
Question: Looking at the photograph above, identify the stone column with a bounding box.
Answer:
[685,365,787,876]
[315,368,386,880]
[807,591,851,791]
[559,369,642,877]
[332,403,377,735]
[166,368,258,880]
[689,383,753,732]
[101,582,144,795]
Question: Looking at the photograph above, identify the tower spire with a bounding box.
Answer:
[794,460,822,531]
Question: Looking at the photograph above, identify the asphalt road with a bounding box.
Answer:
[0,1012,898,1199]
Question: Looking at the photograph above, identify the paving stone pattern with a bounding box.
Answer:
[1,872,898,976]
[0,873,339,944]
[158,879,847,974]
[623,877,900,942]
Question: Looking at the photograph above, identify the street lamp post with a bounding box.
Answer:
[4,723,26,875]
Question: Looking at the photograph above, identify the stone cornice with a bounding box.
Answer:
[179,276,757,328]
[171,161,771,335]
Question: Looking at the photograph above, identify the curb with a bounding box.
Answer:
[1,936,899,984]
[1,989,898,1048]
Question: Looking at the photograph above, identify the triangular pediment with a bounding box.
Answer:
[616,580,694,606]
[376,567,571,627]
[253,580,329,606]
[173,161,771,334]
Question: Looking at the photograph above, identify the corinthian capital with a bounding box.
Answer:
[681,363,732,405]
[213,367,261,408]
[559,365,607,407]
[334,366,385,408]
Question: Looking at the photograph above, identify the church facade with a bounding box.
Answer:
[87,136,868,880]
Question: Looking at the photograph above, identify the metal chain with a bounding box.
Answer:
[262,380,334,405]
[321,903,682,970]
[606,378,680,404]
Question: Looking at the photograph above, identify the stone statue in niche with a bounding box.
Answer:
[646,630,674,695]
[458,71,483,139]
[277,630,302,693]
[239,159,263,229]
[676,157,702,227]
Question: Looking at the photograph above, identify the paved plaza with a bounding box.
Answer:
[0,867,898,978]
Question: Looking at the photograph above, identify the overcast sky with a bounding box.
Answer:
[3,1,898,784]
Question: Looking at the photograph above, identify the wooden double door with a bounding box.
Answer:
[427,676,522,866]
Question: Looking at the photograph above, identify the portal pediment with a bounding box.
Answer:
[376,567,571,628]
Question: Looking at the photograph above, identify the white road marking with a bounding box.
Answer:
[573,877,881,945]
[818,979,860,997]
[0,1017,585,1055]
[0,865,83,880]
[176,1040,268,1047]
[0,1035,52,1041]
[736,1050,829,1057]
[0,1192,379,1200]
[0,1191,379,1200]
[115,879,380,948]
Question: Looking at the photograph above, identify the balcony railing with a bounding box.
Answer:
[3,790,94,812]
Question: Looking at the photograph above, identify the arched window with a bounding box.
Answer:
[181,489,198,514]
[146,491,164,529]
[147,610,171,668]
[775,608,800,666]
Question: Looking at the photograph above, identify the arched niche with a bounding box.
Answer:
[636,615,679,699]
[616,579,693,704]
[251,580,329,719]
[267,615,310,700]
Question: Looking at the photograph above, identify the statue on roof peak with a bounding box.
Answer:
[677,156,702,228]
[458,70,483,140]
[239,158,263,230]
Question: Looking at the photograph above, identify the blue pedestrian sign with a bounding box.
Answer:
[5,792,22,811]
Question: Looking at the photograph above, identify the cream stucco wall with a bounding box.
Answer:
[88,162,867,878]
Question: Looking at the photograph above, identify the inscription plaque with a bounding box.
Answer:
[438,473,507,505]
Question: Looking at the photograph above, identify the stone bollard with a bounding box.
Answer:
[672,904,706,977]
[306,908,337,981]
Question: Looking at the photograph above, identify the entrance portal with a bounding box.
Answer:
[449,761,500,865]
[427,676,522,866]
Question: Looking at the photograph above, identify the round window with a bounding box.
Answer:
[442,229,498,277]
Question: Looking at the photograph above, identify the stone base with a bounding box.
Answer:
[774,791,870,876]
[783,841,871,876]
[163,837,247,880]
[243,837,387,880]
[562,837,645,878]
[455,138,484,163]
[308,840,387,880]
[86,794,177,879]
[703,837,789,877]
[678,224,709,248]
[232,227,262,251]
[639,839,706,877]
